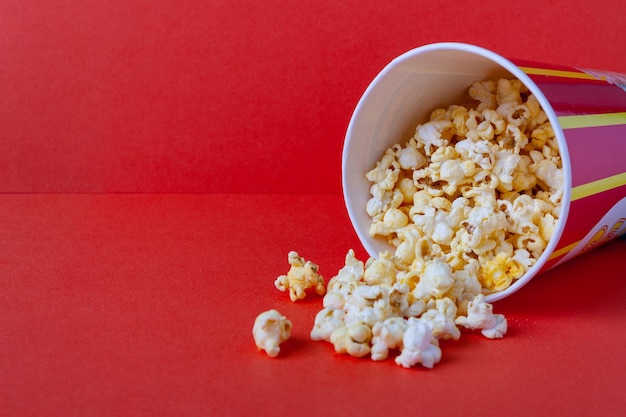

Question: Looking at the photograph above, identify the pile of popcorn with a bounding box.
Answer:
[253,78,564,369]
[366,78,563,294]
[255,249,506,368]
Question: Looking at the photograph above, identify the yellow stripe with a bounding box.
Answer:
[519,66,600,80]
[549,241,580,260]
[549,173,626,260]
[571,172,626,201]
[558,112,626,129]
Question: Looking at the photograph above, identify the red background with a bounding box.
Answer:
[1,1,625,416]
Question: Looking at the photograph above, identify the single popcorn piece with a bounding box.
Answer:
[469,80,496,111]
[479,252,525,292]
[395,318,442,369]
[343,284,391,327]
[330,322,373,358]
[311,307,346,342]
[455,294,508,339]
[412,258,455,300]
[420,298,461,341]
[252,309,292,358]
[275,251,326,302]
[363,250,396,286]
[371,317,408,361]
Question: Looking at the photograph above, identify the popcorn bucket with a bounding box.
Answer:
[342,42,626,302]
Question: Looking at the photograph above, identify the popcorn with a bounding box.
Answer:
[395,318,442,369]
[371,317,408,361]
[479,252,524,292]
[275,251,326,302]
[307,248,505,368]
[258,248,507,369]
[420,298,461,341]
[469,80,496,111]
[311,307,345,342]
[363,251,396,286]
[415,120,453,155]
[260,77,550,369]
[455,294,508,339]
[412,258,455,300]
[252,309,292,358]
[397,142,427,170]
[366,78,563,296]
[330,322,372,358]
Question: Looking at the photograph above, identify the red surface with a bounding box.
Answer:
[1,1,625,416]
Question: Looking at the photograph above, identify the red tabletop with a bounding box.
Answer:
[1,1,625,416]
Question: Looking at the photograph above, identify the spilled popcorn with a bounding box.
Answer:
[254,78,562,369]
[253,309,292,358]
[275,251,326,302]
[309,249,505,369]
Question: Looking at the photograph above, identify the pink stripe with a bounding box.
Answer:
[533,81,626,116]
[563,124,626,186]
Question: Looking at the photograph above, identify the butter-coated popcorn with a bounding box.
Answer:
[479,252,524,292]
[366,149,401,191]
[496,78,525,105]
[363,251,396,286]
[275,251,326,302]
[482,109,507,135]
[365,78,562,297]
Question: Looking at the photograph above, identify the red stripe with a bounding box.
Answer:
[532,80,626,116]
[514,59,590,74]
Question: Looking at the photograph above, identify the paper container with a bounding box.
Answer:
[342,42,626,302]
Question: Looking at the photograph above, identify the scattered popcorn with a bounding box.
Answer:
[275,251,326,302]
[252,309,292,358]
[455,294,508,339]
[306,248,505,369]
[395,318,442,369]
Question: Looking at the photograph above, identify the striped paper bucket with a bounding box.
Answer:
[516,64,626,270]
[342,43,626,301]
